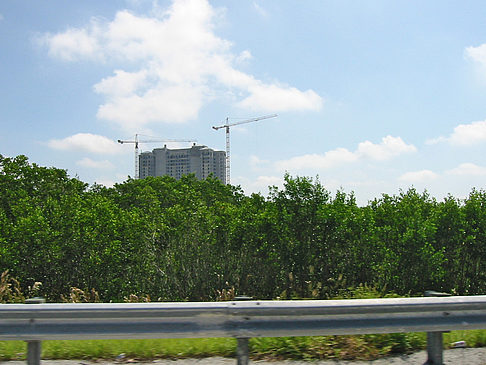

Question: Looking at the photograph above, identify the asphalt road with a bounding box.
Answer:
[1,348,486,365]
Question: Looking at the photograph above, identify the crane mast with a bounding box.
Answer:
[212,114,277,185]
[117,134,197,179]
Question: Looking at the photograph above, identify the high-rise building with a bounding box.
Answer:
[139,144,226,183]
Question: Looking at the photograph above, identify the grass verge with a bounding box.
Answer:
[0,330,485,361]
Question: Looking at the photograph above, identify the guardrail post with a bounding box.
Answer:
[236,338,249,365]
[25,297,45,365]
[425,291,451,365]
[235,296,252,365]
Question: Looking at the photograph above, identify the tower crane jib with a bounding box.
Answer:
[212,114,277,185]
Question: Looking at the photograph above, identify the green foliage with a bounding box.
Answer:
[370,189,445,294]
[2,154,486,362]
[1,154,486,301]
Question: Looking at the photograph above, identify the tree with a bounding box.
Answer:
[370,189,445,294]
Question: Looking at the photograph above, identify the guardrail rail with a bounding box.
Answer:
[1,295,486,365]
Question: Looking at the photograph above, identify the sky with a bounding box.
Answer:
[2,0,486,204]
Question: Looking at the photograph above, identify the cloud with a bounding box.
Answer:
[235,175,283,195]
[95,178,117,187]
[40,21,103,61]
[275,148,357,171]
[96,84,204,128]
[446,162,486,176]
[465,44,486,68]
[76,157,115,169]
[249,155,270,171]
[0,13,4,21]
[275,136,416,172]
[356,135,417,160]
[236,50,252,64]
[254,175,282,187]
[449,121,486,145]
[425,136,446,145]
[399,170,438,183]
[47,133,123,154]
[427,120,486,146]
[94,69,148,97]
[237,82,323,112]
[253,2,268,17]
[41,0,323,131]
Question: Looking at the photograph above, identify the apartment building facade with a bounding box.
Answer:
[139,144,226,183]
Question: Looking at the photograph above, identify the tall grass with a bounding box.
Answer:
[0,338,236,361]
[0,330,485,361]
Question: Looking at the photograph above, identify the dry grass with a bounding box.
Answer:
[0,270,25,303]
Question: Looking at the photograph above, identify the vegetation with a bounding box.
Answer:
[0,330,485,361]
[1,154,486,360]
[1,154,486,302]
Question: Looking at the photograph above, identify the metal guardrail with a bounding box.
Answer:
[1,296,486,365]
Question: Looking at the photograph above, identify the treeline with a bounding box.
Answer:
[0,154,485,302]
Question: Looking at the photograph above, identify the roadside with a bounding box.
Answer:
[1,348,486,365]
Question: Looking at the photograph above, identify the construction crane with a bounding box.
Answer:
[212,114,277,185]
[117,134,197,179]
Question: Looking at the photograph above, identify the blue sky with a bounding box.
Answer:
[2,0,486,204]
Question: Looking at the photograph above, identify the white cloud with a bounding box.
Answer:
[236,175,283,195]
[76,157,115,169]
[357,135,417,160]
[425,136,446,145]
[235,50,252,64]
[249,155,270,170]
[237,82,323,112]
[446,162,486,176]
[95,179,116,187]
[41,21,103,61]
[449,121,486,145]
[275,148,357,171]
[427,120,486,146]
[399,170,438,183]
[94,69,148,97]
[465,44,486,68]
[94,171,131,187]
[41,0,322,131]
[253,2,268,17]
[0,13,4,21]
[275,136,416,172]
[47,133,123,155]
[96,84,204,128]
[255,175,282,187]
